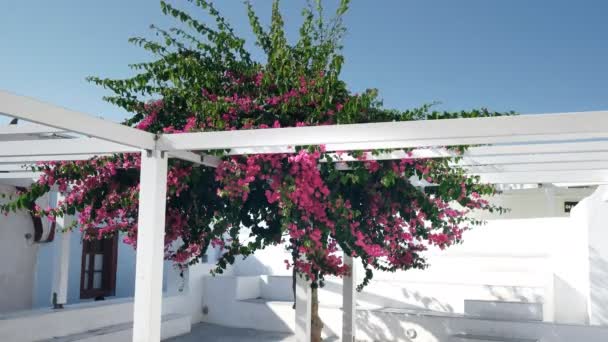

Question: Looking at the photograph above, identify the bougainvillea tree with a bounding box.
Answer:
[2,1,507,340]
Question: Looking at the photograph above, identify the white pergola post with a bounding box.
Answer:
[133,150,168,342]
[51,192,72,308]
[295,274,312,342]
[342,255,356,342]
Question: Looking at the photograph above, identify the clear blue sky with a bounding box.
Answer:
[1,0,606,123]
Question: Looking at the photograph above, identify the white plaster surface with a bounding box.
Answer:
[0,184,38,313]
[569,185,608,326]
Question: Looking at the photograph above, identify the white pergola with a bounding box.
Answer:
[1,89,608,342]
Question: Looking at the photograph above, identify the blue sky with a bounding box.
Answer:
[1,0,606,122]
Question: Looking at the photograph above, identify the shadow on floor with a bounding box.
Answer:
[166,322,295,342]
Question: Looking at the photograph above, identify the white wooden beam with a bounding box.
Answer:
[201,154,221,168]
[469,161,608,173]
[469,140,608,156]
[0,123,65,137]
[226,141,608,162]
[231,143,608,172]
[0,154,104,164]
[323,147,608,173]
[167,151,221,168]
[158,111,608,151]
[0,164,32,172]
[0,90,156,150]
[0,138,138,157]
[342,255,356,342]
[229,146,296,155]
[476,170,608,184]
[133,150,168,342]
[462,151,608,166]
[0,172,40,179]
[323,149,455,162]
[167,151,202,165]
[0,147,218,167]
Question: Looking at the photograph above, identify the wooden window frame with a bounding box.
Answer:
[79,235,118,299]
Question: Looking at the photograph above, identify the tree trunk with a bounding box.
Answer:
[311,286,323,342]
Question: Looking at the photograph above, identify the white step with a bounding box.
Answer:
[39,313,191,342]
[464,300,543,321]
[451,333,538,342]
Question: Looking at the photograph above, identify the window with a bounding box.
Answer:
[80,236,118,299]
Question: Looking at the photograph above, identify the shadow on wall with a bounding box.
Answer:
[399,287,455,313]
[321,280,455,313]
[355,310,450,342]
[590,247,608,325]
[483,284,543,303]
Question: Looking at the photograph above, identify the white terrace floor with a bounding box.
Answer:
[166,323,300,342]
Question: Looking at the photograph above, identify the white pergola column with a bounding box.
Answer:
[51,192,72,308]
[133,150,168,342]
[342,255,356,342]
[295,274,312,342]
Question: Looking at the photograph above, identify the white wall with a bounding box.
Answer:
[0,185,39,313]
[475,186,591,220]
[569,185,608,326]
[225,187,595,323]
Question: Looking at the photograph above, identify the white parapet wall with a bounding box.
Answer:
[0,295,190,342]
[569,185,608,326]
